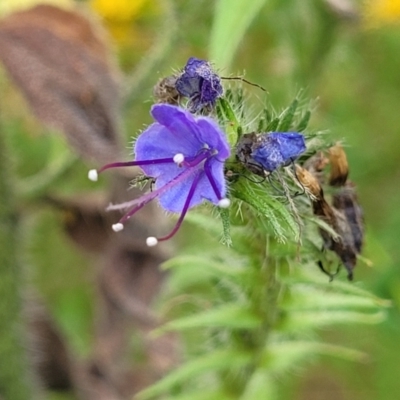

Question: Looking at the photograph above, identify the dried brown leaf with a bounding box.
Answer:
[44,193,112,253]
[295,164,323,199]
[328,143,349,186]
[0,4,121,163]
[26,298,73,391]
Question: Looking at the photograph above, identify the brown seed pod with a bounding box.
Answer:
[298,142,364,281]
[153,75,181,105]
[329,143,349,186]
[235,133,265,177]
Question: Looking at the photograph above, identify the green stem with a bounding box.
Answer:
[0,113,37,399]
[221,227,282,397]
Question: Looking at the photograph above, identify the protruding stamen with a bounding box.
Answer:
[204,158,223,201]
[173,153,185,165]
[182,149,210,167]
[146,237,158,247]
[88,169,98,181]
[97,157,178,175]
[108,167,200,240]
[112,223,124,232]
[152,172,201,244]
[218,198,230,208]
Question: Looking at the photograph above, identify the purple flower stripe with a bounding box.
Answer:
[204,157,223,200]
[107,164,199,214]
[156,172,202,243]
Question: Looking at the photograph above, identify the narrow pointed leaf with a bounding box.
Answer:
[297,110,311,132]
[284,285,387,312]
[138,350,252,399]
[264,340,367,373]
[157,304,261,334]
[209,0,269,68]
[283,309,387,332]
[278,98,298,131]
[240,371,277,400]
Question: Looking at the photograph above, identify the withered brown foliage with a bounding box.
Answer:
[0,4,121,163]
[297,144,364,280]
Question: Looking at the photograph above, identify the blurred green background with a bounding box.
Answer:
[1,0,400,399]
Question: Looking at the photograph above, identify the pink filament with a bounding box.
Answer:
[107,158,204,225]
[156,172,201,242]
[103,147,223,243]
[98,157,175,174]
[204,157,223,200]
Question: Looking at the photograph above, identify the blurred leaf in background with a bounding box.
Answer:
[1,0,400,399]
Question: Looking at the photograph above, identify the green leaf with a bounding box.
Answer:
[264,339,367,373]
[282,267,392,307]
[232,179,300,242]
[137,350,252,399]
[185,210,248,245]
[257,117,266,132]
[161,255,246,291]
[283,285,387,312]
[156,304,262,334]
[216,97,242,145]
[282,309,387,332]
[297,110,311,132]
[165,391,233,400]
[209,0,269,69]
[240,371,277,400]
[266,117,280,132]
[278,98,298,131]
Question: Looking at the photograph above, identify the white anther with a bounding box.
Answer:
[112,223,124,232]
[173,153,185,164]
[88,169,98,182]
[146,237,158,247]
[218,198,231,208]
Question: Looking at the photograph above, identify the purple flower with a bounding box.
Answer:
[175,57,223,112]
[251,132,306,172]
[88,104,230,246]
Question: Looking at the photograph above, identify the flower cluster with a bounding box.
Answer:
[88,57,314,248]
[87,56,365,279]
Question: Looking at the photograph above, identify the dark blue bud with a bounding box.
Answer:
[252,132,306,172]
[175,57,223,112]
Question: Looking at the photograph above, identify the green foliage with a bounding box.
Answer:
[209,0,269,69]
[2,1,399,399]
[141,200,388,398]
[138,92,389,399]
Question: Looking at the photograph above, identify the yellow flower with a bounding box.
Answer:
[90,0,149,45]
[363,0,400,28]
[90,0,147,22]
[0,0,72,17]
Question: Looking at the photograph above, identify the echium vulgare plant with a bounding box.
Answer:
[90,57,388,399]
